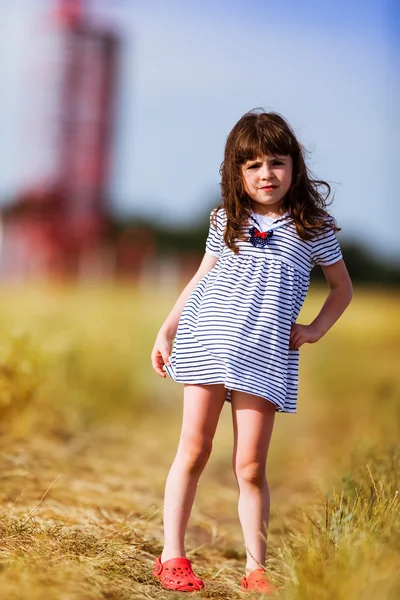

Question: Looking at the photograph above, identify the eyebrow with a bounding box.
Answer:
[245,156,287,164]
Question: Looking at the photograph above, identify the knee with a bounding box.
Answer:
[234,458,266,488]
[177,434,212,475]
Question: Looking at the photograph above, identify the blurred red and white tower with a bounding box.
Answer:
[0,0,120,279]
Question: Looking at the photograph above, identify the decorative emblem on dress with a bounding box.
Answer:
[249,226,274,248]
[249,214,274,248]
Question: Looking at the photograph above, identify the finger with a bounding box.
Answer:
[154,364,165,377]
[150,352,158,371]
[296,333,309,349]
[290,332,299,346]
[291,333,302,350]
[290,327,302,344]
[152,351,167,377]
[161,349,171,366]
[157,356,167,378]
[151,350,161,370]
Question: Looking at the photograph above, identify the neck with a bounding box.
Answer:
[250,201,286,218]
[252,208,286,218]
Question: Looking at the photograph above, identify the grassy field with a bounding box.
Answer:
[0,284,399,599]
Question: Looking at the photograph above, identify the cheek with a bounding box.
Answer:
[285,162,294,185]
[283,170,293,189]
[244,172,256,188]
[242,175,252,193]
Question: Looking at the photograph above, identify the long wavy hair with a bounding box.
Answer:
[215,109,340,254]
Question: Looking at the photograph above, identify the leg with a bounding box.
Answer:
[231,392,276,574]
[161,383,226,561]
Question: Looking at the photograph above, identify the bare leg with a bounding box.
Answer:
[231,392,276,574]
[161,383,226,562]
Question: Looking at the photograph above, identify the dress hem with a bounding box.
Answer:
[164,365,297,414]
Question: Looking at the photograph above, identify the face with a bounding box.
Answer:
[241,154,293,216]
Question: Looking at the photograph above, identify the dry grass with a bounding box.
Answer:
[0,284,399,599]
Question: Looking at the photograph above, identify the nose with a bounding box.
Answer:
[259,162,273,180]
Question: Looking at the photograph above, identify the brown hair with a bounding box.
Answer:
[214,109,340,254]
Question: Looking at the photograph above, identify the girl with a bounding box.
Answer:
[150,110,353,595]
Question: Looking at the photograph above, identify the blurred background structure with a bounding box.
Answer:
[0,0,160,282]
[0,0,399,283]
[0,0,126,280]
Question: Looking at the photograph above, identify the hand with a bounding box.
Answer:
[289,323,323,350]
[151,329,173,378]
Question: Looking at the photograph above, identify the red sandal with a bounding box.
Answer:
[241,568,279,595]
[153,555,205,592]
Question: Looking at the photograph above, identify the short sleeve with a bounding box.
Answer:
[311,226,343,267]
[205,208,224,258]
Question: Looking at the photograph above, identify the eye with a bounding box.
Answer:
[272,160,284,166]
[247,163,260,169]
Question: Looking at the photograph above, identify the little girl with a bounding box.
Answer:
[151,110,353,595]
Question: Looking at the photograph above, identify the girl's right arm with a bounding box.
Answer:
[151,252,219,377]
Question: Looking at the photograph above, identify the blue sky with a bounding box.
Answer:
[0,0,399,259]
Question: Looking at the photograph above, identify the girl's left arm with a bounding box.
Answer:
[289,259,353,350]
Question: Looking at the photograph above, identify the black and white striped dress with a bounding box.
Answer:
[165,207,342,413]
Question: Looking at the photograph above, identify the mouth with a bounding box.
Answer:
[260,185,277,191]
